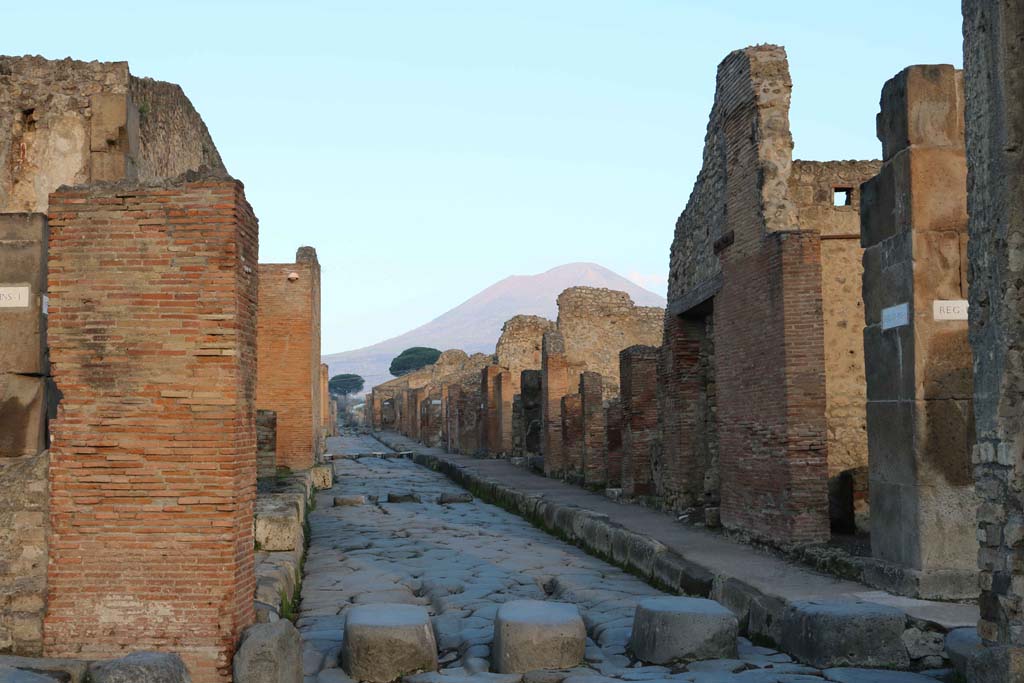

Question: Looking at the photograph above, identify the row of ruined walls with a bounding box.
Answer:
[0,55,332,683]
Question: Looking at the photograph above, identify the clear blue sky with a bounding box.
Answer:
[8,1,964,353]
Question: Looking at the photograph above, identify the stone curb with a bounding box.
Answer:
[374,434,957,671]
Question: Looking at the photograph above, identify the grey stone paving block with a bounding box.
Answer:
[492,601,586,674]
[778,601,909,669]
[0,667,55,683]
[629,596,738,664]
[822,668,938,682]
[341,604,438,683]
[943,627,981,678]
[88,653,191,683]
[234,621,303,683]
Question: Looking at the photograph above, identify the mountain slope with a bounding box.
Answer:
[323,262,665,390]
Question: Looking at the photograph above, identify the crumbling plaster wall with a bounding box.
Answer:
[0,56,225,214]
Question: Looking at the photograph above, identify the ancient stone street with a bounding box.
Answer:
[295,435,940,683]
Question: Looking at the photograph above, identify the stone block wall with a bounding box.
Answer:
[44,174,258,683]
[861,64,976,599]
[620,346,659,497]
[963,3,1024,672]
[256,409,277,479]
[0,56,224,214]
[579,371,607,487]
[556,287,663,396]
[0,211,50,656]
[256,248,322,470]
[495,315,555,394]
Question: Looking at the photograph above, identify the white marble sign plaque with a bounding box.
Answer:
[933,299,969,321]
[881,303,910,330]
[0,285,30,308]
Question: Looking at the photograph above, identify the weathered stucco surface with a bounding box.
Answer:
[0,56,224,213]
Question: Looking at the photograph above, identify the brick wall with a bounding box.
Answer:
[964,3,1024,666]
[44,174,257,683]
[663,46,833,544]
[620,346,659,497]
[579,372,607,487]
[256,410,277,479]
[560,394,583,478]
[542,331,569,476]
[604,399,623,488]
[256,248,321,470]
[494,369,513,455]
[480,366,502,454]
[657,313,717,511]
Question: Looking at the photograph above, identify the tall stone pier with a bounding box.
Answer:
[861,64,977,599]
[962,1,1024,678]
[256,247,322,470]
[0,213,50,655]
[44,174,258,683]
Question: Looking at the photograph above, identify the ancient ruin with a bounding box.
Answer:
[6,3,1024,680]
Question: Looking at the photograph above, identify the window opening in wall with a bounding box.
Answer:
[833,187,853,207]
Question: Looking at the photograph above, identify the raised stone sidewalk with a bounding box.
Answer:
[373,431,978,675]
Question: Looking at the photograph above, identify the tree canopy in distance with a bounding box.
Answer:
[389,347,442,377]
[329,373,365,396]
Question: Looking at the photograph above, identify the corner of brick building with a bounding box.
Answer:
[43,173,258,683]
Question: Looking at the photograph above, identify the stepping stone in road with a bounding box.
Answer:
[334,495,366,507]
[778,601,909,669]
[628,596,738,664]
[341,604,438,683]
[438,492,474,504]
[387,492,422,503]
[492,600,586,673]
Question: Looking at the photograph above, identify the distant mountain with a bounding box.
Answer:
[323,262,666,391]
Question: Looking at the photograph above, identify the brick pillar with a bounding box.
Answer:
[605,398,624,488]
[480,366,502,454]
[320,363,330,440]
[861,65,976,600]
[621,346,658,496]
[580,372,607,487]
[542,331,569,476]
[256,410,277,479]
[520,370,543,456]
[494,369,513,455]
[0,213,50,656]
[561,394,583,478]
[964,4,1024,673]
[716,233,830,545]
[256,247,321,470]
[45,176,257,683]
[658,313,717,510]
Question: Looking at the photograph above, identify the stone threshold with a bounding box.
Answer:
[374,431,979,672]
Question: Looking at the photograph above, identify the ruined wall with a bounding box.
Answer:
[0,56,225,214]
[620,346,659,497]
[790,160,880,479]
[495,315,555,394]
[45,174,257,683]
[579,372,607,487]
[556,287,663,396]
[256,410,277,479]
[605,399,624,488]
[0,212,49,655]
[962,2,1024,665]
[861,64,976,599]
[520,370,543,456]
[256,248,321,470]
